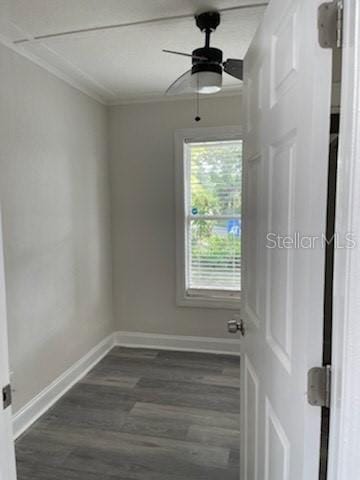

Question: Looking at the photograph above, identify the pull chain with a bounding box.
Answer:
[195,74,201,122]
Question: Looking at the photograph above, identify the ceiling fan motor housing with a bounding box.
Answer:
[191,47,223,76]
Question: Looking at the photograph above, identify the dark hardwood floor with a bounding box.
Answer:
[15,347,240,480]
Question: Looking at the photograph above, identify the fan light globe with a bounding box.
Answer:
[191,71,222,94]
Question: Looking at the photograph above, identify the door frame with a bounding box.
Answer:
[0,205,17,479]
[327,0,360,478]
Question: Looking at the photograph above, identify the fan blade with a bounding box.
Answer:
[223,58,244,80]
[163,49,207,61]
[166,70,195,96]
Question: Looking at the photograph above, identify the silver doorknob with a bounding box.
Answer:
[228,319,246,336]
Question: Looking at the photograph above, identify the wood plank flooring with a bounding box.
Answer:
[15,347,240,480]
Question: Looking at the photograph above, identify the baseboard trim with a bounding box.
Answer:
[114,331,240,356]
[12,334,115,440]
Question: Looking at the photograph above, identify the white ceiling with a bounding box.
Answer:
[0,0,267,104]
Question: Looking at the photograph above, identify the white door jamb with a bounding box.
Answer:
[327,1,360,478]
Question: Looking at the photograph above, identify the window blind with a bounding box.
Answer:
[185,140,242,293]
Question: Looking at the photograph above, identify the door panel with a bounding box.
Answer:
[241,0,332,479]
[266,134,296,374]
[0,208,17,480]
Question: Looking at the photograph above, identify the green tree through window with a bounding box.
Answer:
[187,140,242,292]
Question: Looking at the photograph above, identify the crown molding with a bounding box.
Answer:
[0,34,108,105]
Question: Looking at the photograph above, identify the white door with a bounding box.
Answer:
[0,209,17,480]
[241,0,332,479]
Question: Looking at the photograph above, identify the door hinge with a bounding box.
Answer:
[318,1,343,49]
[307,365,331,408]
[2,384,12,410]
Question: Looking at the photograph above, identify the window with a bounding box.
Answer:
[175,127,242,309]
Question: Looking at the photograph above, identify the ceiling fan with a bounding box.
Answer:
[163,11,243,97]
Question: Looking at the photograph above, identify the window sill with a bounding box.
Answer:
[177,291,241,310]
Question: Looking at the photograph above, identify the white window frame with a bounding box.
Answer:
[175,126,243,309]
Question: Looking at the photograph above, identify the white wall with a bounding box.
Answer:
[109,95,242,339]
[0,44,113,412]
